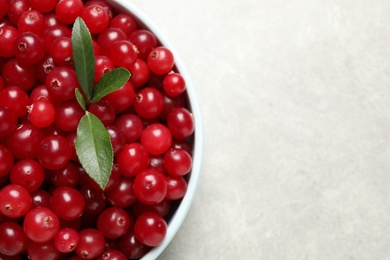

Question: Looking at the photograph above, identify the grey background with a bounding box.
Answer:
[131,0,390,259]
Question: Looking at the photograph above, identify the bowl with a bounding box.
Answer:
[105,1,203,259]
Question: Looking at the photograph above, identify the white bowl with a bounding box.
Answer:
[105,1,203,259]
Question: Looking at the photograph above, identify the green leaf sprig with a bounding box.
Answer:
[71,17,131,190]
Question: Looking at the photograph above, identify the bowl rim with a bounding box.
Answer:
[104,1,204,259]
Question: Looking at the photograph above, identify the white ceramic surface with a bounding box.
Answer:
[105,1,203,259]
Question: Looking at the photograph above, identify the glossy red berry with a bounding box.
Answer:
[79,184,106,215]
[26,239,61,260]
[0,107,17,137]
[106,176,136,208]
[165,175,188,200]
[163,72,186,97]
[2,59,37,91]
[0,26,19,58]
[96,28,127,56]
[128,58,150,88]
[130,29,157,60]
[0,86,30,118]
[54,228,79,253]
[97,249,127,260]
[0,221,27,256]
[30,189,51,209]
[102,81,134,113]
[82,4,109,34]
[29,0,57,13]
[10,159,45,192]
[114,113,143,143]
[7,0,31,25]
[49,162,80,187]
[75,228,105,259]
[119,229,150,259]
[134,87,164,119]
[0,184,32,218]
[23,206,60,242]
[167,107,195,140]
[134,212,167,247]
[54,101,84,132]
[48,36,73,66]
[147,47,175,75]
[133,169,167,205]
[6,122,44,159]
[50,186,85,220]
[38,135,72,170]
[140,123,172,155]
[117,143,149,177]
[109,40,138,69]
[28,98,55,128]
[55,0,84,25]
[97,207,131,239]
[17,10,46,35]
[163,148,192,177]
[0,144,14,177]
[110,13,137,38]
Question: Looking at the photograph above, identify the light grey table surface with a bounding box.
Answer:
[131,0,390,259]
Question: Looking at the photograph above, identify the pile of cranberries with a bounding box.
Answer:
[0,0,195,259]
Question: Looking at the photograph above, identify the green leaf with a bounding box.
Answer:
[75,112,113,190]
[75,88,86,110]
[72,17,95,101]
[91,68,131,103]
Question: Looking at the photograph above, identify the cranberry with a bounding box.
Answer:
[119,229,150,259]
[38,135,72,170]
[23,206,60,242]
[147,47,175,75]
[134,87,164,119]
[6,122,44,159]
[17,10,46,35]
[102,81,134,113]
[0,221,27,256]
[117,143,149,177]
[106,176,136,208]
[0,26,19,58]
[0,184,32,218]
[7,0,32,25]
[128,58,150,88]
[163,72,186,97]
[50,186,85,220]
[55,0,84,25]
[30,189,51,209]
[46,67,78,101]
[110,13,137,38]
[54,228,80,253]
[97,249,127,260]
[75,228,105,259]
[28,98,56,128]
[2,58,37,91]
[167,107,195,140]
[97,28,127,56]
[54,101,84,132]
[130,29,157,60]
[140,123,172,155]
[133,169,167,205]
[0,107,17,137]
[26,239,61,260]
[0,86,30,118]
[165,175,188,200]
[134,212,167,247]
[109,40,138,69]
[10,159,45,192]
[163,148,192,177]
[114,113,143,143]
[81,4,109,34]
[0,144,13,177]
[79,184,106,215]
[97,207,131,239]
[30,0,57,13]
